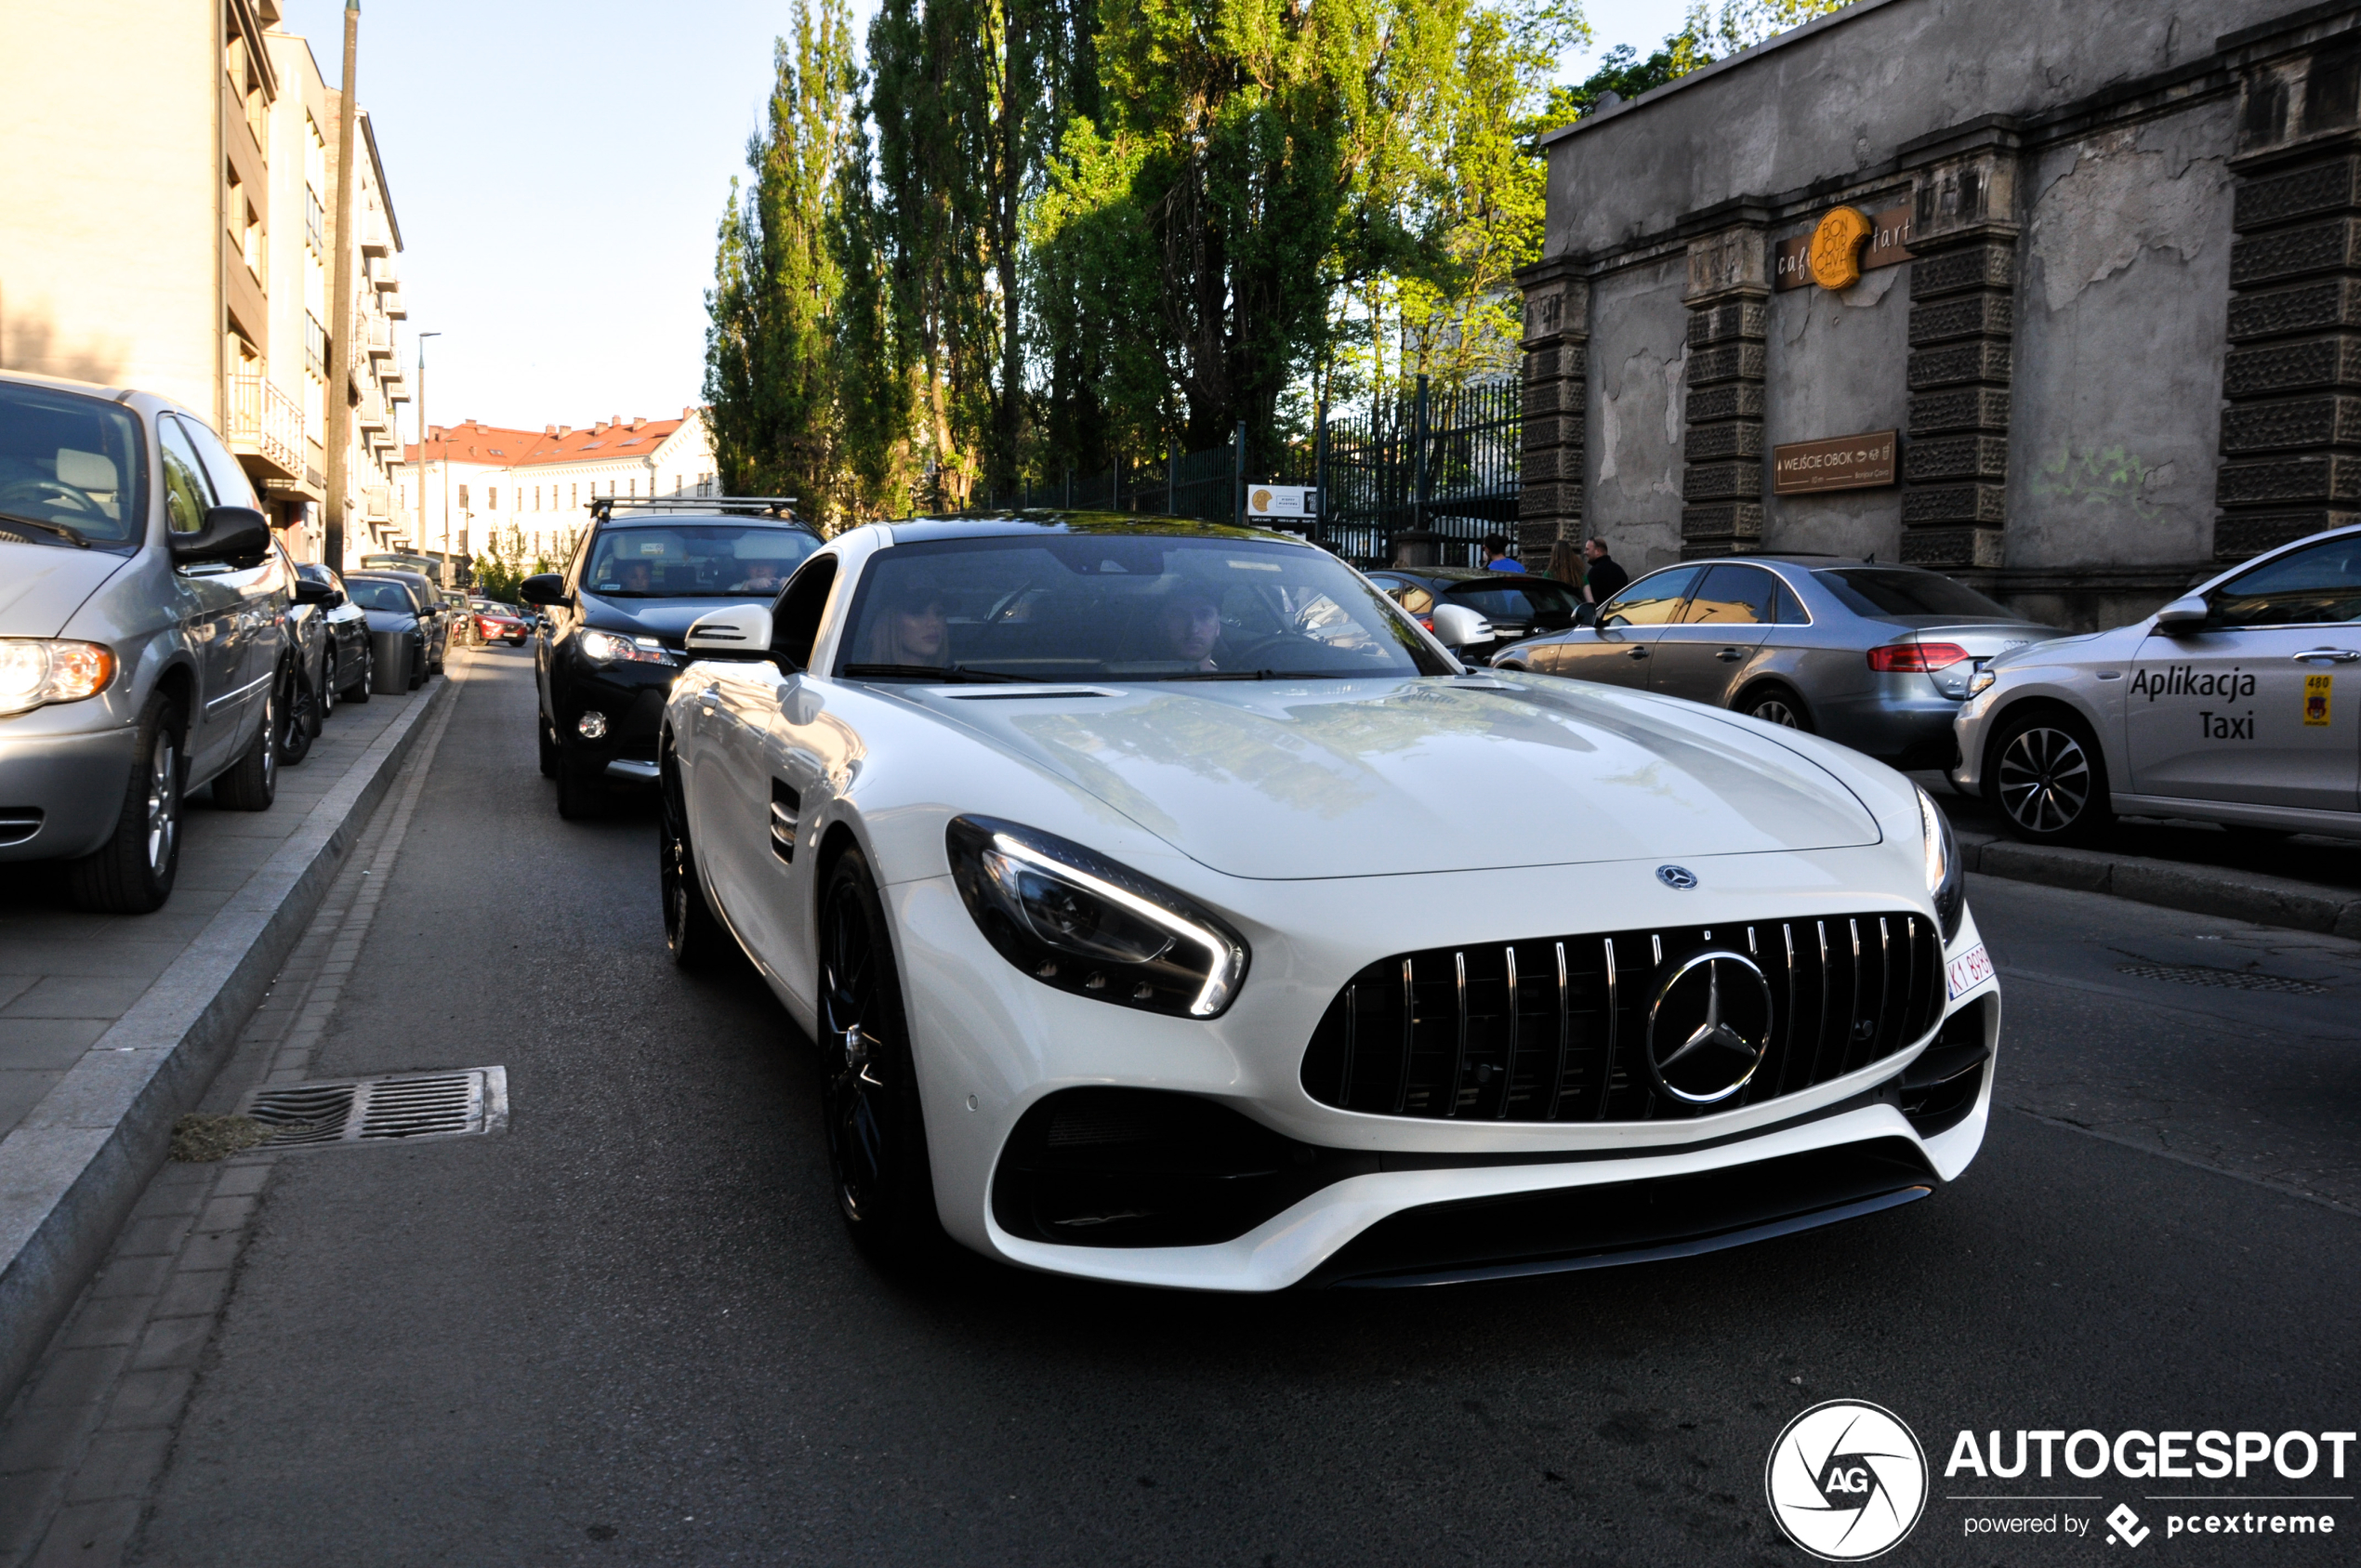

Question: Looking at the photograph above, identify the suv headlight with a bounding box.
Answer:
[946,815,1249,1018]
[1916,784,1965,942]
[0,639,115,716]
[578,628,676,666]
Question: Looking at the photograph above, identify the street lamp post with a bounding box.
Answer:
[414,330,440,581]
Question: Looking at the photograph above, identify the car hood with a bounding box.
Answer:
[1988,626,2119,668]
[910,676,1881,879]
[580,592,770,642]
[0,542,131,638]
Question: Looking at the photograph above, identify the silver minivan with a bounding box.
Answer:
[0,370,314,911]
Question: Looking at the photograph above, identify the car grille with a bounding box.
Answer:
[1298,912,1946,1124]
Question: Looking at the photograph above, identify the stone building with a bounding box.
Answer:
[1518,0,2361,628]
[394,411,719,569]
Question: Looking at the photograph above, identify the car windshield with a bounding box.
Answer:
[0,381,149,551]
[584,524,817,598]
[1815,567,2013,620]
[348,580,415,613]
[837,533,1449,682]
[1443,578,1583,625]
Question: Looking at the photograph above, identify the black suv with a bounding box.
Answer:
[521,497,819,818]
[1362,568,1586,662]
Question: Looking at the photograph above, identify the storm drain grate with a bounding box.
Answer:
[2115,963,2328,995]
[240,1067,508,1147]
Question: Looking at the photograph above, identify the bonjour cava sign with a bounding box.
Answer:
[1772,430,1898,495]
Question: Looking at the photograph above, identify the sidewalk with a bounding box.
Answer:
[1919,773,2361,939]
[0,670,457,1408]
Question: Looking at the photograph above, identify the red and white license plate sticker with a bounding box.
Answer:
[1946,942,1994,999]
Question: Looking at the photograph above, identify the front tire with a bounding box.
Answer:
[275,664,314,767]
[555,756,605,820]
[537,711,557,778]
[63,695,184,914]
[1988,707,2113,844]
[818,846,945,1271]
[344,641,373,704]
[658,746,730,969]
[212,680,279,810]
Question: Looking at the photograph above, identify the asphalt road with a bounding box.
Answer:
[94,649,2361,1564]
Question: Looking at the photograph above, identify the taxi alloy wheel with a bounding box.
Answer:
[1994,717,2107,842]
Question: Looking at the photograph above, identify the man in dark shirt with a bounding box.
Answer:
[1582,536,1629,603]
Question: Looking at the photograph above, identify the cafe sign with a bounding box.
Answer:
[1774,203,1913,292]
[1772,430,1898,495]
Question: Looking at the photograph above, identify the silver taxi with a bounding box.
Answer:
[1954,524,2361,843]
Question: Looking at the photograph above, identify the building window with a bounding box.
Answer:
[488,487,498,511]
[458,484,469,510]
[304,312,327,378]
[570,484,577,507]
[627,478,636,497]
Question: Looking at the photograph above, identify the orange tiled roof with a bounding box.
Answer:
[402,410,695,468]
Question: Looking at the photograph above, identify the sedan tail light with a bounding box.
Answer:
[1867,641,1970,673]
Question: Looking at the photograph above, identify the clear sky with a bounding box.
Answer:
[275,0,1691,446]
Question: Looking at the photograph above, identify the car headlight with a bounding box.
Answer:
[1916,784,1965,942]
[578,628,676,666]
[1967,666,1996,696]
[946,815,1249,1019]
[0,639,116,716]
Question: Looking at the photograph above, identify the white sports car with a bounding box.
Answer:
[658,515,1999,1290]
[1955,523,2361,845]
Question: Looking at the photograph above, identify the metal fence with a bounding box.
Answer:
[956,372,1522,567]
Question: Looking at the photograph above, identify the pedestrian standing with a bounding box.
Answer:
[1483,534,1526,573]
[1581,536,1629,604]
[1545,539,1586,587]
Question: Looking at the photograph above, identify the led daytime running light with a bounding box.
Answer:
[986,832,1241,1017]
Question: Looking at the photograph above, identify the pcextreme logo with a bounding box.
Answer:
[1766,1400,1930,1561]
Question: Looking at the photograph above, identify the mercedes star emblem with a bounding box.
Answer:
[1656,864,1698,889]
[1646,949,1774,1104]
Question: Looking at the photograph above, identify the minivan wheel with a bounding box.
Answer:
[64,695,184,914]
[213,681,279,810]
[1989,709,2112,844]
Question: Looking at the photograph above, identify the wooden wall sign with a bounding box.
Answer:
[1774,203,1913,291]
[1772,429,1898,494]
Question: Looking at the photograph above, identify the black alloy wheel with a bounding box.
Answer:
[64,695,184,913]
[344,642,373,704]
[1990,710,2112,845]
[319,653,337,721]
[555,756,605,820]
[658,749,730,968]
[817,847,944,1269]
[275,664,314,766]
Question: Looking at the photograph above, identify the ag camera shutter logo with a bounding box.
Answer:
[1766,1400,1929,1561]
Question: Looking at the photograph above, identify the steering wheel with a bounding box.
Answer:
[0,477,105,518]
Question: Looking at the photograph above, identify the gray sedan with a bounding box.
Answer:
[1489,555,2061,769]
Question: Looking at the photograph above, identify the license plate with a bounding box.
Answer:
[1946,942,1994,999]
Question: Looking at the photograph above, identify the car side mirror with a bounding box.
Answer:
[1573,602,1598,628]
[519,573,569,607]
[294,574,336,606]
[684,604,774,656]
[1430,602,1493,649]
[2154,594,2209,635]
[169,506,270,568]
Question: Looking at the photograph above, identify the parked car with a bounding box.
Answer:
[295,563,375,711]
[347,570,448,677]
[473,602,529,646]
[1365,567,1586,663]
[521,497,821,818]
[653,512,1995,1288]
[1491,556,2062,769]
[0,369,309,911]
[342,576,430,691]
[1956,523,2361,845]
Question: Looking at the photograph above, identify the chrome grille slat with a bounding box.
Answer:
[1299,913,1945,1126]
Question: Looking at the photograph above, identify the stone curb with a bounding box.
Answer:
[0,674,457,1409]
[1957,829,2361,940]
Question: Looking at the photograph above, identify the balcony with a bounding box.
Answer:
[361,211,392,257]
[356,388,388,435]
[225,374,304,481]
[380,366,407,402]
[363,312,394,364]
[380,283,405,322]
[362,484,391,522]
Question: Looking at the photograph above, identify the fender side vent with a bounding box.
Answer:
[240,1067,508,1147]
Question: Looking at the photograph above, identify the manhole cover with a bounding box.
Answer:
[240,1067,508,1147]
[2115,963,2328,995]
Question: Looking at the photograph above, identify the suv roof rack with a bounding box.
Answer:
[589,495,801,522]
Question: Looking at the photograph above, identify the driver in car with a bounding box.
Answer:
[730,560,790,595]
[853,585,950,668]
[1149,582,1222,672]
[609,560,655,594]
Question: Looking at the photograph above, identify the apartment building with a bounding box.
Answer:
[0,0,409,565]
[396,411,719,570]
